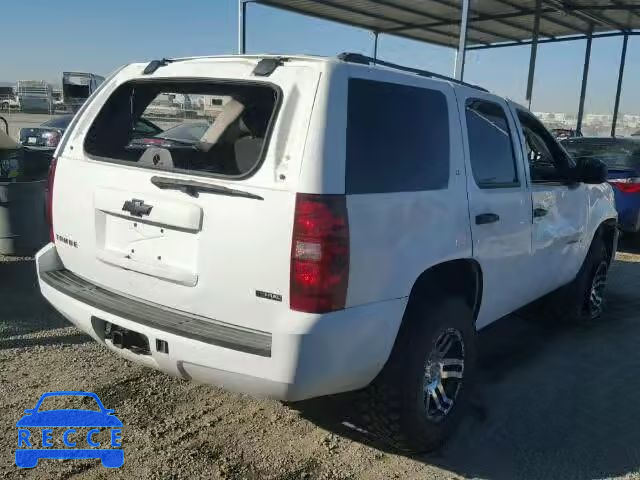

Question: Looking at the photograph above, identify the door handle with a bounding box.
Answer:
[533,207,548,218]
[475,213,500,225]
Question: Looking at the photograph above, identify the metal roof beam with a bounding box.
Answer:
[255,0,456,48]
[382,8,560,32]
[609,0,640,23]
[285,0,491,44]
[490,0,589,33]
[359,0,522,43]
[415,0,557,40]
[467,30,640,50]
[543,0,629,31]
[575,5,640,11]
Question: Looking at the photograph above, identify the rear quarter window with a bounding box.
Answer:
[84,80,279,179]
[346,78,449,194]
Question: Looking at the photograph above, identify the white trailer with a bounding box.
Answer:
[62,72,105,112]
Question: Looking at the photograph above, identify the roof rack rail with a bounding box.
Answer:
[337,52,488,93]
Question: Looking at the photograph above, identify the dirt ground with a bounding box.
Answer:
[2,244,640,480]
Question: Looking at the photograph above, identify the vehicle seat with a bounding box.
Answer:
[234,118,264,174]
[196,98,245,152]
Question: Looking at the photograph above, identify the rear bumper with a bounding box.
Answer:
[36,244,406,401]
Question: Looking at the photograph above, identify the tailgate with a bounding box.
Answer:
[51,61,320,333]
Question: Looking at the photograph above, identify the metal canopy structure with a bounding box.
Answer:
[239,1,640,136]
[251,0,640,48]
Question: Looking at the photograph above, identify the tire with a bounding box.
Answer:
[544,238,610,323]
[359,296,476,452]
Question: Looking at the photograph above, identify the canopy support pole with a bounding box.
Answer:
[611,33,628,137]
[454,0,470,80]
[525,0,541,109]
[373,31,379,63]
[238,0,247,54]
[576,26,593,135]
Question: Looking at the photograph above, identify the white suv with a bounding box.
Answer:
[36,53,618,452]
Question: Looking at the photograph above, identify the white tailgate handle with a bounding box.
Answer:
[94,188,203,232]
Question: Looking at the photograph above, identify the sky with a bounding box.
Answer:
[1,0,638,115]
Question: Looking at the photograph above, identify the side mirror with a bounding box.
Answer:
[575,157,608,184]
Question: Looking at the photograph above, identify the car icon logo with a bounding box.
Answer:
[15,391,123,468]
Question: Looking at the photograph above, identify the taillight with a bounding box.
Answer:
[46,157,57,242]
[141,138,170,147]
[610,178,640,193]
[290,194,349,313]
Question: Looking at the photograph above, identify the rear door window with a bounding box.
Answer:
[346,78,449,194]
[465,99,519,188]
[84,81,279,178]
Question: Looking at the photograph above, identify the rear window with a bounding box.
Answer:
[563,139,640,169]
[84,81,279,178]
[42,115,73,129]
[346,78,449,194]
[65,84,90,98]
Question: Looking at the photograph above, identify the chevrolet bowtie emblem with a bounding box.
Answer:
[122,199,153,217]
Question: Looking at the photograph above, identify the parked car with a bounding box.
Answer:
[20,115,162,151]
[36,54,617,453]
[551,128,582,140]
[562,136,640,233]
[126,121,210,150]
[0,96,20,111]
[19,115,73,151]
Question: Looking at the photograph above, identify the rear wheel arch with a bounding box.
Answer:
[403,259,483,330]
[587,218,617,264]
[597,218,618,263]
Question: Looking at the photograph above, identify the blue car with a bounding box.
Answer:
[563,137,640,233]
[15,391,123,468]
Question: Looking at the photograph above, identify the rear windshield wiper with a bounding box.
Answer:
[150,176,263,200]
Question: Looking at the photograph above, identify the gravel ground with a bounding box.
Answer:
[2,244,640,479]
